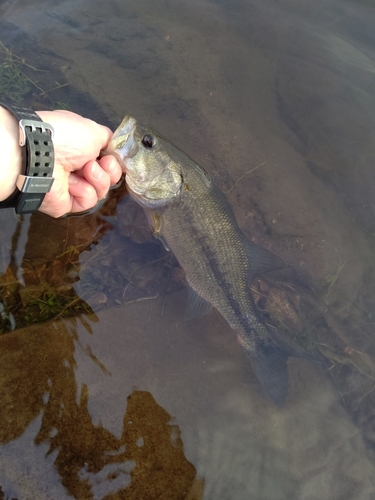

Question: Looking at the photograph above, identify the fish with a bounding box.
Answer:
[104,115,302,406]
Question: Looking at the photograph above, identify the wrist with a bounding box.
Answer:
[0,104,55,214]
[0,106,22,201]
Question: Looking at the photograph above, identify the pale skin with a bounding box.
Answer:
[0,106,123,218]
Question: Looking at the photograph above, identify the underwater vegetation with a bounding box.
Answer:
[0,40,71,109]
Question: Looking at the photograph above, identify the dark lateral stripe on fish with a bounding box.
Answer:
[183,203,254,337]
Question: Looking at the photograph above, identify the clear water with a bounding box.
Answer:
[1,0,375,498]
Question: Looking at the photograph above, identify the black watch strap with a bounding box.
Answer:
[0,103,55,214]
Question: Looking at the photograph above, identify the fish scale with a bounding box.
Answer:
[162,170,259,340]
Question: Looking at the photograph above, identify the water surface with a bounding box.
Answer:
[1,0,375,498]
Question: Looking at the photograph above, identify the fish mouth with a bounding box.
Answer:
[101,115,138,168]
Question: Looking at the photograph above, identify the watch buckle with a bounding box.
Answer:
[18,119,54,146]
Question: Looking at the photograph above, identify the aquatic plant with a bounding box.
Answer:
[0,41,72,107]
[0,51,30,104]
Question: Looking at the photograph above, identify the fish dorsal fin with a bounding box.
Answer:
[184,286,213,321]
[243,238,284,276]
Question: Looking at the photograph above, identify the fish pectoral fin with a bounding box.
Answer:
[184,286,213,321]
[156,233,170,251]
[144,209,170,251]
[243,238,284,276]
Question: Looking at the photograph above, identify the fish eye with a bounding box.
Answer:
[142,134,154,148]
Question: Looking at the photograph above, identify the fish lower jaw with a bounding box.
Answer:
[125,176,146,196]
[125,184,165,209]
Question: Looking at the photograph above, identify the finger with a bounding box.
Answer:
[68,173,99,213]
[98,155,123,186]
[81,160,111,202]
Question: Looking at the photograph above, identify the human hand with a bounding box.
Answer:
[35,109,122,218]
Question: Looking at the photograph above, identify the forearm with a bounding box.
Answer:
[0,106,23,202]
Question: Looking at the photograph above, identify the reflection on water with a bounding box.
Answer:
[1,296,375,499]
[1,0,375,498]
[0,193,183,334]
[0,315,203,499]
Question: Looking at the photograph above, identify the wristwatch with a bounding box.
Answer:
[0,103,55,214]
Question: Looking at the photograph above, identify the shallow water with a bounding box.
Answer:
[1,0,375,498]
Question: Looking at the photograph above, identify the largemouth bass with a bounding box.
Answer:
[105,115,301,406]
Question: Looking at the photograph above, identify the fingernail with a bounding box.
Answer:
[68,174,78,185]
[109,158,120,175]
[92,162,103,180]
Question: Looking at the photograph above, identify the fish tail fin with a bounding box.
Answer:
[248,341,294,407]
